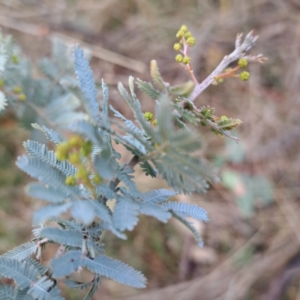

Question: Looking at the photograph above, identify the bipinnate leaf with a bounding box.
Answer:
[26,182,67,204]
[71,201,95,225]
[162,202,209,222]
[34,203,72,225]
[28,276,65,300]
[139,161,157,178]
[139,202,171,223]
[113,197,140,231]
[169,81,195,97]
[0,258,39,289]
[32,124,64,144]
[39,228,83,248]
[150,60,168,89]
[52,250,146,288]
[2,242,37,261]
[83,254,146,288]
[74,45,100,123]
[142,189,177,204]
[172,212,204,247]
[136,79,160,99]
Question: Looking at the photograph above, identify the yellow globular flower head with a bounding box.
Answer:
[93,173,103,185]
[182,56,191,65]
[12,86,22,94]
[80,140,93,157]
[176,30,185,39]
[173,43,181,51]
[75,166,89,180]
[68,152,81,165]
[186,37,196,47]
[184,31,192,39]
[152,119,158,126]
[18,94,26,101]
[238,58,248,68]
[11,54,19,64]
[180,25,188,33]
[69,135,83,148]
[212,77,224,85]
[144,112,153,121]
[55,142,70,161]
[65,175,77,186]
[220,115,228,121]
[175,54,183,62]
[239,71,250,81]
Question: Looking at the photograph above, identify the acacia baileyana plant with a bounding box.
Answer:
[0,25,266,299]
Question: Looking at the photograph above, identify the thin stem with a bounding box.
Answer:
[189,31,261,101]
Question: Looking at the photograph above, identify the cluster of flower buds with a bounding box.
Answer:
[213,58,250,85]
[0,80,26,101]
[144,111,157,126]
[55,135,102,188]
[173,25,196,65]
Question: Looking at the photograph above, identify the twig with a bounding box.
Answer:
[189,31,264,101]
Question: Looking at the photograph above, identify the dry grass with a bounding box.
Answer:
[1,0,300,299]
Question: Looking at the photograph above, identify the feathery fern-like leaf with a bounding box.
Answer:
[150,60,168,89]
[142,189,177,203]
[172,212,204,247]
[31,124,63,144]
[113,197,140,231]
[26,182,67,204]
[139,161,157,178]
[139,202,171,223]
[74,45,99,124]
[83,254,147,288]
[34,203,72,225]
[0,258,39,289]
[1,242,37,261]
[27,276,65,300]
[136,79,160,99]
[23,140,76,176]
[39,228,83,248]
[162,202,209,222]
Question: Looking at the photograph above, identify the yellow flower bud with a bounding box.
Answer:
[184,31,192,38]
[239,71,250,81]
[69,135,83,147]
[93,173,103,185]
[55,142,69,161]
[182,56,191,64]
[176,30,185,38]
[152,119,158,126]
[175,54,183,62]
[144,112,153,121]
[11,54,19,64]
[75,166,89,180]
[238,58,248,68]
[173,43,181,51]
[80,141,93,157]
[180,25,188,32]
[186,37,196,47]
[220,116,228,121]
[18,94,26,101]
[68,152,81,165]
[65,176,77,186]
[0,80,4,87]
[12,86,22,94]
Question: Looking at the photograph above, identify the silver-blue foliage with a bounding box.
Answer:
[0,37,217,299]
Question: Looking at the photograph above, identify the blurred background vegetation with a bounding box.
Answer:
[1,0,300,299]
